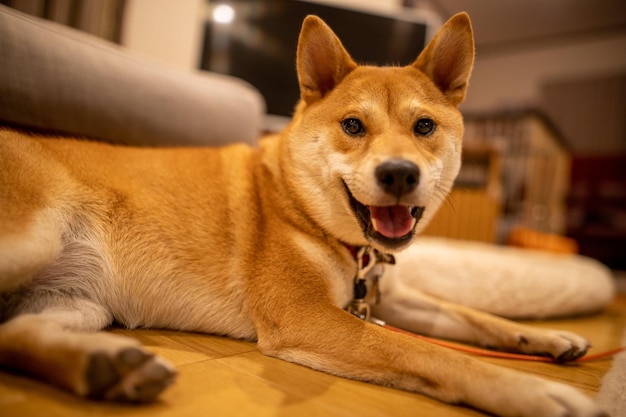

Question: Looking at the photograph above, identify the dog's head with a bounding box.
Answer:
[284,13,474,253]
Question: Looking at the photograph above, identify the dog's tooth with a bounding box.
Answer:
[371,217,380,232]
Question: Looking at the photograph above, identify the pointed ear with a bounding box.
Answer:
[413,12,475,106]
[296,15,357,105]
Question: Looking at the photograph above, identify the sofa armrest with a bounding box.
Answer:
[0,5,266,147]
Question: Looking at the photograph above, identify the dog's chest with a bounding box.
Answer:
[292,235,356,309]
[329,268,355,309]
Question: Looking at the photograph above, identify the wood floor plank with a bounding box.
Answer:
[109,328,257,366]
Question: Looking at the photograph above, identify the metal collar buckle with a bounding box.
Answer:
[346,246,395,321]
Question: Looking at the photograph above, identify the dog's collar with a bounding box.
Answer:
[342,243,395,266]
[343,243,368,263]
[343,244,395,321]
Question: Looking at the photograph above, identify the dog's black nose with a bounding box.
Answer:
[375,160,420,198]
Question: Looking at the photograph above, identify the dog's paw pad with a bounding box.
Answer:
[517,329,591,362]
[85,347,176,402]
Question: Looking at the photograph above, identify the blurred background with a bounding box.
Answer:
[3,0,625,269]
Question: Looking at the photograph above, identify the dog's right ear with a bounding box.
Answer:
[296,15,357,105]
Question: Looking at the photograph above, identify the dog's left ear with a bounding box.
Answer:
[296,15,358,105]
[413,12,475,106]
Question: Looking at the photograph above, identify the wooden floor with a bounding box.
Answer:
[1,295,625,417]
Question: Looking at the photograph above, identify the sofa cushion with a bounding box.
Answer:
[0,5,266,147]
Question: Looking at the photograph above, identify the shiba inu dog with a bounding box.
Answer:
[0,13,604,417]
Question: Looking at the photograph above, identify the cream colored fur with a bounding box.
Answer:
[0,14,606,417]
[596,328,626,416]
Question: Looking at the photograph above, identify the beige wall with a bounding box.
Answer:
[121,0,204,71]
[462,33,626,113]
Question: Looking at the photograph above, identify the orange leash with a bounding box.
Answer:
[344,245,625,363]
[382,323,625,363]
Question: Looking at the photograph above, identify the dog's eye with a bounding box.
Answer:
[341,118,365,136]
[414,118,436,136]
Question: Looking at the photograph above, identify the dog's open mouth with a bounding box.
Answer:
[344,182,424,247]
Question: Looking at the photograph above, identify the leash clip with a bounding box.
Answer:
[347,247,375,321]
[346,246,396,321]
[356,246,377,279]
[347,247,388,321]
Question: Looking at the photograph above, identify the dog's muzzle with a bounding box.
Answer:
[344,160,425,249]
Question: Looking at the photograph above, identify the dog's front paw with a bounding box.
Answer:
[84,344,177,402]
[529,379,606,417]
[519,329,590,362]
[549,330,590,362]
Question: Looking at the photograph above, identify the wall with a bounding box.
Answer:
[542,72,626,155]
[121,0,204,71]
[461,32,626,113]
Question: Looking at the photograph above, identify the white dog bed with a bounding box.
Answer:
[389,236,615,319]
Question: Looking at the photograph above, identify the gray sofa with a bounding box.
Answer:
[0,4,266,147]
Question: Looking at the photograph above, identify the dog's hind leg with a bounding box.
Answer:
[0,299,176,402]
[0,209,64,293]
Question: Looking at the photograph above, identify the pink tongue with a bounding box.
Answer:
[370,206,414,238]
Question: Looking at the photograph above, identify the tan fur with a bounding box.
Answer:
[0,14,604,416]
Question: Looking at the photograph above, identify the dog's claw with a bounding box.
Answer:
[555,346,587,363]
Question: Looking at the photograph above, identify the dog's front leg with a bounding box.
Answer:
[372,280,590,361]
[253,299,601,417]
[0,298,176,401]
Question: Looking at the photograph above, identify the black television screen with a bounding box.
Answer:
[200,0,428,118]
